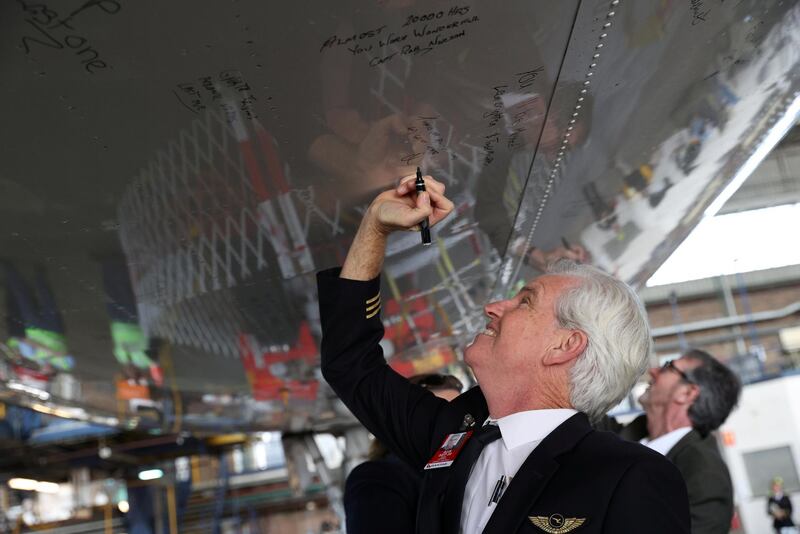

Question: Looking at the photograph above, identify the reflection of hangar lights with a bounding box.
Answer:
[137,469,163,481]
[118,500,130,513]
[704,94,800,218]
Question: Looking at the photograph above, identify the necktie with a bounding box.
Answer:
[441,423,502,533]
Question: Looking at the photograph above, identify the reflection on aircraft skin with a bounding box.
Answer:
[579,5,800,285]
[0,0,798,431]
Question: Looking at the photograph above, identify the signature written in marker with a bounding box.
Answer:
[320,5,480,68]
[173,70,260,120]
[15,0,120,73]
[689,0,710,25]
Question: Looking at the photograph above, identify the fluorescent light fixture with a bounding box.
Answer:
[30,403,57,415]
[118,500,130,513]
[8,478,38,491]
[137,469,163,481]
[704,94,800,218]
[35,481,60,494]
[8,478,60,493]
[7,382,50,400]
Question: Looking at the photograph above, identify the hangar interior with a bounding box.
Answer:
[0,0,799,532]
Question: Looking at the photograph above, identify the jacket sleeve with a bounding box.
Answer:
[318,268,447,469]
[603,455,691,533]
[344,461,418,534]
[678,446,734,534]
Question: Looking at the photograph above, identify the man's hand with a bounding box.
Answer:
[370,174,453,234]
[341,174,454,281]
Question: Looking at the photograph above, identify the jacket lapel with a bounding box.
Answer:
[417,386,490,534]
[481,413,593,533]
[666,429,700,463]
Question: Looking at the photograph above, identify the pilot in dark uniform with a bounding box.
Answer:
[319,175,690,533]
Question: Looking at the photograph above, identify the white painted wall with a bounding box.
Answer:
[719,374,800,533]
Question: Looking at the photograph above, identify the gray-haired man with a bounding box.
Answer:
[319,174,690,533]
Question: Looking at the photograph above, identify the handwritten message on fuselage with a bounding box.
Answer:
[689,0,709,25]
[401,115,446,165]
[15,0,120,73]
[482,67,544,167]
[173,70,259,120]
[319,5,479,67]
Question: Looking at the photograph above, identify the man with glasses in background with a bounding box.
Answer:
[621,349,742,534]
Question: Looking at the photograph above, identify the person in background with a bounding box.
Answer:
[769,476,796,533]
[617,349,741,534]
[344,374,463,534]
[3,262,74,372]
[473,84,593,271]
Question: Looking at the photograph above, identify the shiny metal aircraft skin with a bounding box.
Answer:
[0,0,798,433]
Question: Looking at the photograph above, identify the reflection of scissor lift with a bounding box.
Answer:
[119,104,314,295]
[278,433,345,525]
[368,40,484,185]
[239,322,319,403]
[119,97,330,355]
[231,111,315,280]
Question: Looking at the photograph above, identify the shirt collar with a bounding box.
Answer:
[640,426,693,456]
[486,409,577,451]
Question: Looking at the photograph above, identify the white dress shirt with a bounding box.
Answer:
[460,409,577,534]
[639,426,692,456]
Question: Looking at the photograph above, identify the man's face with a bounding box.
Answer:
[464,274,581,390]
[639,357,697,414]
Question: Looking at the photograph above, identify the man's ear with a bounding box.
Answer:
[543,330,587,366]
[676,383,701,405]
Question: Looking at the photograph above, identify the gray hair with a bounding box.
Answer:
[682,349,741,436]
[547,260,652,422]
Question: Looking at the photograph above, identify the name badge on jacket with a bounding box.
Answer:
[424,431,473,469]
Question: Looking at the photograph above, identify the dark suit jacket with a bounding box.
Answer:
[768,494,794,529]
[345,453,422,534]
[667,430,734,534]
[319,269,690,534]
[613,414,734,534]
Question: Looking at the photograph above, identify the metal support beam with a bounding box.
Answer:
[652,301,800,337]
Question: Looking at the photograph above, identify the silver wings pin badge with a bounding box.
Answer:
[529,513,586,533]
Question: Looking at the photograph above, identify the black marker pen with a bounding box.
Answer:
[416,167,432,246]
